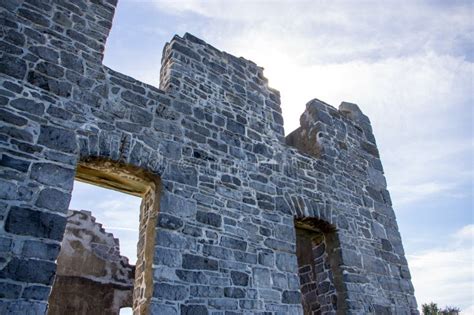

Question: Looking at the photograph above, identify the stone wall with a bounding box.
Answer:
[47,210,134,315]
[295,224,339,315]
[134,186,159,314]
[0,0,417,314]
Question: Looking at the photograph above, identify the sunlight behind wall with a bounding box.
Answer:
[69,181,142,264]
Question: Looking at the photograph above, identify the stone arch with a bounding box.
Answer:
[293,216,348,315]
[282,191,337,227]
[76,128,168,178]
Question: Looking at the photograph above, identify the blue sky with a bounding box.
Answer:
[70,0,473,312]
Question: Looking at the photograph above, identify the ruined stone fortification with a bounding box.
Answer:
[48,210,134,314]
[0,0,417,314]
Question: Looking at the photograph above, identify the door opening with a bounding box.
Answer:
[294,218,343,314]
[47,159,159,315]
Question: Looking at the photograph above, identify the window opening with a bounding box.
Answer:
[120,307,133,315]
[47,160,159,315]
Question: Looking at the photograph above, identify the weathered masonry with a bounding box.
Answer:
[48,210,135,315]
[0,0,418,314]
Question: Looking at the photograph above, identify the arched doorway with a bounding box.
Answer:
[294,217,346,314]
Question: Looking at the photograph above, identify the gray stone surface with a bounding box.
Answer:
[0,1,417,314]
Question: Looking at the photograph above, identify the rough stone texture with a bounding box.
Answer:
[295,223,339,315]
[47,210,134,315]
[134,184,159,314]
[0,0,417,314]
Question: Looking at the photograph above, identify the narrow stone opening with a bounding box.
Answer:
[120,307,133,315]
[47,159,159,315]
[294,218,344,315]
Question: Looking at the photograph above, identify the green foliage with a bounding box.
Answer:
[422,302,439,315]
[422,302,460,315]
[440,306,461,315]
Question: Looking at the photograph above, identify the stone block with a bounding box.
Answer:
[276,252,298,272]
[282,290,302,304]
[0,257,56,285]
[272,273,287,290]
[181,305,208,315]
[22,239,60,261]
[220,236,247,251]
[30,163,74,189]
[149,303,178,315]
[38,125,76,153]
[252,267,271,287]
[224,287,245,298]
[154,246,182,267]
[258,252,274,267]
[182,254,218,271]
[35,188,71,213]
[0,109,28,126]
[231,270,249,286]
[0,300,48,315]
[190,285,223,298]
[196,211,221,228]
[0,55,27,79]
[156,230,195,251]
[160,193,196,218]
[153,283,188,300]
[10,98,45,116]
[0,282,22,299]
[157,213,184,230]
[5,206,66,240]
[0,154,30,173]
[175,270,207,284]
[21,285,50,300]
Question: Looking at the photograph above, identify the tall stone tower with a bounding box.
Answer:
[0,0,417,314]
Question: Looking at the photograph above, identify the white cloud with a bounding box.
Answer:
[463,305,474,314]
[69,181,141,263]
[386,138,473,205]
[455,225,474,247]
[106,0,474,289]
[136,0,474,207]
[151,0,474,62]
[408,225,474,312]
